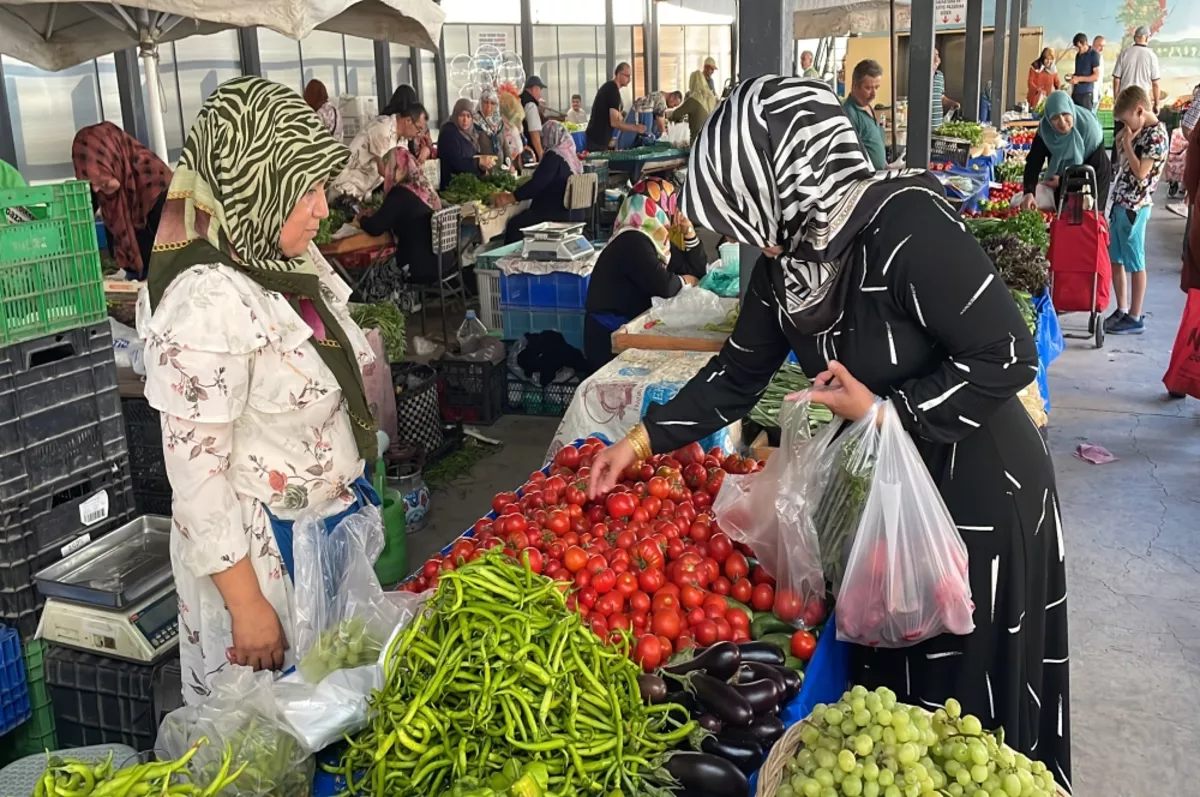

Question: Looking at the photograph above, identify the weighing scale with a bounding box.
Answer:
[34,516,179,663]
[520,221,594,261]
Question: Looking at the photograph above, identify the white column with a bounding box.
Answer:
[140,40,169,161]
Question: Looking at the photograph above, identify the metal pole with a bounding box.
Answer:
[647,0,659,89]
[889,0,897,157]
[435,30,450,121]
[375,40,393,110]
[962,0,983,121]
[991,0,1008,113]
[0,59,15,167]
[140,43,170,161]
[114,47,149,145]
[410,47,423,96]
[736,0,791,297]
[520,0,534,78]
[605,0,616,78]
[238,28,262,76]
[905,0,935,169]
[1005,0,1022,113]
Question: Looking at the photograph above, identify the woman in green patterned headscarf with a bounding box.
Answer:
[139,76,383,692]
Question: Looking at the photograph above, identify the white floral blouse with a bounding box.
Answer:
[329,115,402,201]
[136,244,374,704]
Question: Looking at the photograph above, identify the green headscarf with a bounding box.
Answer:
[1038,90,1104,178]
[148,76,377,462]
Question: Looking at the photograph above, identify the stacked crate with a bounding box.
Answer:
[0,181,138,755]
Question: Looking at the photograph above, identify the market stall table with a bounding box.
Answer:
[585,144,690,183]
[610,296,738,353]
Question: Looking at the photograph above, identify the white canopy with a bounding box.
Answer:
[792,0,910,38]
[0,1,444,160]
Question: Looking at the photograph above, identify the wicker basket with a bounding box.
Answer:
[755,717,1070,796]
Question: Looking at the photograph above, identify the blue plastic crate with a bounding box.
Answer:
[499,270,591,310]
[640,382,737,453]
[500,305,586,352]
[0,624,31,735]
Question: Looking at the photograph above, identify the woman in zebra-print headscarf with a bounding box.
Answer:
[138,76,382,703]
[587,76,1072,789]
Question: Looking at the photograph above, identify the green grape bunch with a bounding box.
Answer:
[774,686,1059,797]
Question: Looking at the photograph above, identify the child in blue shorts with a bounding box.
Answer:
[1105,85,1168,335]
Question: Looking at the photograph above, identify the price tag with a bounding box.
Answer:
[79,490,110,526]
[59,533,92,558]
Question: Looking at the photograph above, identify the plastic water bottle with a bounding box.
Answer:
[456,310,489,355]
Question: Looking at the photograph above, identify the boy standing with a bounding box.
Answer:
[1105,85,1169,335]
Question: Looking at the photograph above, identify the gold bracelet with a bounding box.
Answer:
[624,423,653,461]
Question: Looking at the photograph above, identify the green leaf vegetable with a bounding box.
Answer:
[351,301,408,362]
[315,208,348,245]
[965,209,1049,253]
[812,432,879,588]
[934,120,984,147]
[1011,288,1037,334]
[994,158,1024,184]
[981,234,1049,295]
[748,362,834,430]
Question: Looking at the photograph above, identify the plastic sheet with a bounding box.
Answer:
[647,285,729,327]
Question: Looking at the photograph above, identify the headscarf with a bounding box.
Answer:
[611,177,677,262]
[474,88,504,138]
[1039,90,1104,178]
[683,76,941,336]
[688,70,717,113]
[303,79,329,111]
[147,76,377,462]
[541,120,582,174]
[449,98,479,148]
[382,84,418,117]
[381,146,441,210]
[72,122,172,277]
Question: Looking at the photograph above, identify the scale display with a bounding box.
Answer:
[520,222,595,262]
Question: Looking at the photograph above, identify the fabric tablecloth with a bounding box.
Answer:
[547,348,740,461]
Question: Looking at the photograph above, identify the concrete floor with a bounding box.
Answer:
[408,196,1200,796]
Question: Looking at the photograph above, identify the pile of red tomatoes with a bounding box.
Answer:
[1006,129,1035,148]
[401,438,827,672]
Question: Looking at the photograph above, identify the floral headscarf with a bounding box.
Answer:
[541,120,582,174]
[382,146,441,210]
[474,88,504,138]
[610,177,677,262]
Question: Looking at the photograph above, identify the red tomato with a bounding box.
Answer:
[730,578,753,604]
[616,571,638,599]
[803,597,827,628]
[706,469,726,496]
[508,530,530,551]
[609,612,631,633]
[711,576,731,596]
[726,608,751,632]
[574,569,592,589]
[544,559,562,578]
[594,591,623,617]
[520,548,543,574]
[554,445,580,470]
[708,533,733,563]
[651,609,682,640]
[790,630,817,661]
[638,568,666,594]
[751,583,775,612]
[589,615,608,638]
[702,592,728,615]
[694,619,719,646]
[674,442,706,466]
[421,559,441,580]
[491,491,518,514]
[608,548,631,569]
[631,507,649,524]
[773,588,804,624]
[751,567,776,587]
[704,602,724,620]
[545,475,567,494]
[473,518,494,536]
[546,510,570,536]
[585,555,607,575]
[564,485,587,506]
[651,590,680,612]
[632,609,649,629]
[686,606,706,627]
[562,531,580,547]
[713,617,733,642]
[731,628,752,644]
[687,522,712,543]
[630,590,652,613]
[615,530,636,550]
[666,538,685,562]
[606,493,636,519]
[634,635,662,671]
[724,552,750,581]
[680,584,706,610]
[578,586,598,608]
[701,558,720,584]
[564,546,588,573]
[647,476,670,499]
[592,568,617,595]
[641,495,662,518]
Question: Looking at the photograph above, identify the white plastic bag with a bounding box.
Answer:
[835,401,975,647]
[157,667,314,797]
[292,503,402,683]
[713,395,832,625]
[648,285,728,328]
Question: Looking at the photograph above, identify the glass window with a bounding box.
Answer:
[258,28,303,91]
[301,30,347,98]
[98,55,123,127]
[1,55,111,182]
[531,26,559,108]
[420,49,441,126]
[391,49,415,90]
[173,32,242,129]
[658,25,686,96]
[344,36,377,100]
[710,26,733,84]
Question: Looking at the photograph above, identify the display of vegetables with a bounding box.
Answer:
[749,362,833,430]
[771,685,1061,797]
[993,158,1024,184]
[35,740,247,797]
[965,210,1050,253]
[976,182,1022,215]
[315,208,348,245]
[350,301,408,362]
[299,616,385,682]
[438,170,524,205]
[980,235,1049,295]
[1011,289,1037,334]
[934,121,984,147]
[339,553,699,796]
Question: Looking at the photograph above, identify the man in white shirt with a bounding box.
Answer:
[1092,36,1106,108]
[566,95,589,126]
[1111,27,1160,167]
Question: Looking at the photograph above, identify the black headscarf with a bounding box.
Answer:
[382,84,419,117]
[682,75,942,336]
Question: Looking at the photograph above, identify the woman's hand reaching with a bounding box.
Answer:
[586,439,637,501]
[791,360,878,422]
[1020,193,1038,211]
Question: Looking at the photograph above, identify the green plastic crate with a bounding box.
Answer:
[0,639,57,763]
[0,181,106,347]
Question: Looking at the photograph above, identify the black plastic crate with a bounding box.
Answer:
[503,373,579,417]
[133,487,172,517]
[121,397,168,492]
[930,135,972,167]
[0,457,135,639]
[0,322,127,502]
[435,358,505,425]
[44,644,179,751]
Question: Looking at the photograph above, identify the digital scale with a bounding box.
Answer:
[520,221,594,262]
[34,516,179,663]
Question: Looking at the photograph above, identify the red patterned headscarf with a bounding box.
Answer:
[72,122,172,276]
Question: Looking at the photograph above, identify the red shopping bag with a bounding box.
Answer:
[1164,289,1200,399]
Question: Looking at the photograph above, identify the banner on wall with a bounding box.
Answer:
[935,0,968,27]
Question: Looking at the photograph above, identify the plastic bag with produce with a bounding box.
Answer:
[834,401,975,647]
[157,667,314,797]
[292,503,403,683]
[712,393,834,625]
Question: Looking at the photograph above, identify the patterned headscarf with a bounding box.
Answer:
[683,75,940,335]
[72,122,172,276]
[474,88,504,138]
[611,177,677,262]
[382,146,441,210]
[148,76,377,461]
[541,120,582,174]
[1038,90,1104,178]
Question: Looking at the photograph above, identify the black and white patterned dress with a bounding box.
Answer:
[643,189,1072,790]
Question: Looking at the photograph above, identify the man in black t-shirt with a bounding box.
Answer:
[585,62,646,152]
[1066,32,1101,110]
